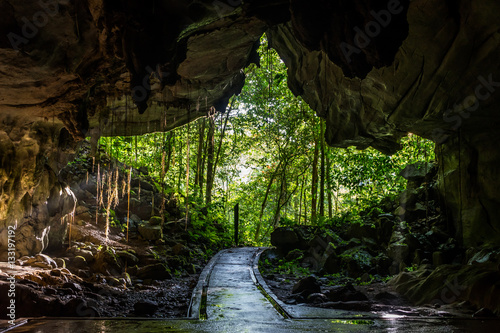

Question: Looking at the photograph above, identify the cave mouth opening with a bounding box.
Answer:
[84,33,436,248]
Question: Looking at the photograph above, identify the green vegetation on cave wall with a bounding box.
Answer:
[96,35,435,246]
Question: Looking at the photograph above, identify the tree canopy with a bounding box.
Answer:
[97,34,435,246]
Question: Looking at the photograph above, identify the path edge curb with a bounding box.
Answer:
[187,249,226,319]
[252,247,293,319]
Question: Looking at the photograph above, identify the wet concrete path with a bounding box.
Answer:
[201,247,283,321]
[3,247,500,332]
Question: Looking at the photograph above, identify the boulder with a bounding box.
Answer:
[387,243,409,265]
[138,223,163,241]
[325,284,368,302]
[391,264,500,315]
[149,216,163,226]
[399,162,435,182]
[271,227,301,254]
[74,249,94,263]
[346,223,374,240]
[116,250,139,265]
[70,256,88,269]
[172,243,190,256]
[31,262,53,270]
[306,293,328,304]
[134,300,158,315]
[339,246,373,277]
[136,263,172,280]
[92,249,122,275]
[398,189,418,209]
[292,276,321,297]
[62,282,83,293]
[285,249,304,261]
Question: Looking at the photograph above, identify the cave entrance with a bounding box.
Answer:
[85,34,436,248]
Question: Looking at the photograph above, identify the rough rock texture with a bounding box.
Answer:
[0,117,76,260]
[270,1,500,151]
[390,262,500,315]
[1,0,500,255]
[436,131,500,247]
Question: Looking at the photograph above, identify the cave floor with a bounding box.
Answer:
[3,247,500,333]
[4,317,500,333]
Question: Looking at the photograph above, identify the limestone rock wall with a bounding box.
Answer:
[268,0,500,153]
[436,131,500,248]
[0,116,76,260]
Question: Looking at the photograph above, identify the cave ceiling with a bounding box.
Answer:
[1,0,499,153]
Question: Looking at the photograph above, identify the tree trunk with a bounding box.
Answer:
[319,120,325,217]
[254,160,281,241]
[273,173,286,227]
[205,115,216,204]
[213,107,231,181]
[326,152,333,219]
[177,133,183,195]
[299,176,304,224]
[311,129,319,222]
[185,122,191,230]
[165,132,173,174]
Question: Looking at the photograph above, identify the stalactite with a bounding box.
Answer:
[63,187,77,248]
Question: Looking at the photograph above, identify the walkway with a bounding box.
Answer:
[3,247,500,332]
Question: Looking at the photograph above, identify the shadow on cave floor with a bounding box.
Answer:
[3,247,500,333]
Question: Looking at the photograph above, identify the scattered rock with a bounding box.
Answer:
[75,249,94,263]
[136,263,172,280]
[62,282,83,293]
[54,258,66,268]
[325,284,368,302]
[35,254,58,269]
[138,223,163,241]
[172,243,190,256]
[307,293,328,304]
[285,249,304,261]
[93,249,122,275]
[116,250,139,265]
[271,228,301,254]
[292,276,321,297]
[473,308,496,318]
[71,256,88,269]
[134,300,158,315]
[149,216,163,226]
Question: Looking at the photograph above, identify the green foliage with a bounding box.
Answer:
[260,255,311,278]
[94,33,435,248]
